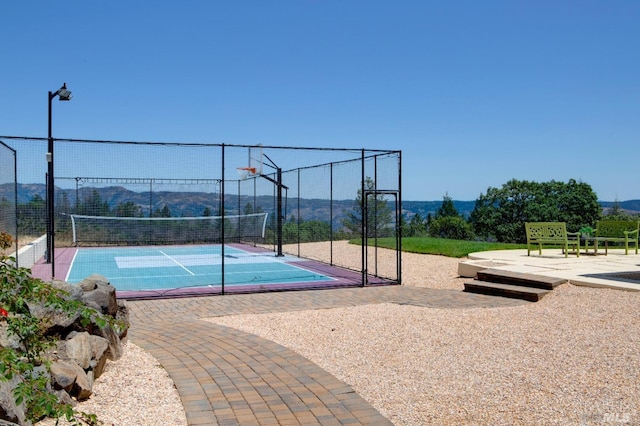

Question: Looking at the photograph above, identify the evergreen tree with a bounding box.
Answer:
[80,190,111,216]
[341,177,393,237]
[429,193,473,240]
[17,195,47,235]
[407,212,426,236]
[605,199,633,220]
[115,201,143,217]
[435,193,460,218]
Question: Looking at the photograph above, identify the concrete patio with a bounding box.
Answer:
[458,248,640,291]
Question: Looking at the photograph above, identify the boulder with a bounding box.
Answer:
[49,360,93,401]
[73,369,93,401]
[0,376,26,426]
[89,335,110,379]
[0,323,21,350]
[65,331,92,370]
[26,298,81,331]
[79,275,118,317]
[0,271,129,425]
[50,360,80,392]
[50,279,84,300]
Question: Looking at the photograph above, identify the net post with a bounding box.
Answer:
[69,214,77,246]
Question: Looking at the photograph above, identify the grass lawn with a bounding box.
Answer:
[355,236,527,258]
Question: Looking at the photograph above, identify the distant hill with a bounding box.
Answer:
[402,199,640,218]
[600,200,640,214]
[402,200,476,218]
[0,184,358,228]
[2,183,639,220]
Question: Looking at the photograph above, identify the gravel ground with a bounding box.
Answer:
[35,343,187,426]
[41,242,640,425]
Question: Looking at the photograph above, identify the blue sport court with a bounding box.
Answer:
[60,244,362,298]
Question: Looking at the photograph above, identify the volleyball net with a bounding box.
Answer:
[65,212,268,246]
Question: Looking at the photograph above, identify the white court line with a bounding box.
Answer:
[65,249,80,282]
[158,250,195,276]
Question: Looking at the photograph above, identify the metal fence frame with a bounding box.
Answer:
[0,140,18,264]
[0,136,401,295]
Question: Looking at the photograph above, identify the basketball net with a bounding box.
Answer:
[236,167,257,180]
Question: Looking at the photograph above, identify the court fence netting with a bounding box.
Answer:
[0,136,401,297]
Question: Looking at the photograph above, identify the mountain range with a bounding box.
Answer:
[1,183,639,221]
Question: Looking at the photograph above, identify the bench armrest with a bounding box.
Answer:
[623,229,639,237]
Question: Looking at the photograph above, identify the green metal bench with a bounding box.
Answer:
[584,220,639,255]
[525,222,580,258]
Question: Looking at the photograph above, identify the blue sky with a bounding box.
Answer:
[1,1,638,201]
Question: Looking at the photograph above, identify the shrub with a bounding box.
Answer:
[0,231,114,425]
[428,216,474,240]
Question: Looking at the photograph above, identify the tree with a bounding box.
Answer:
[428,215,474,240]
[57,191,71,214]
[115,201,143,217]
[604,199,636,220]
[405,212,427,237]
[301,219,332,241]
[282,215,299,243]
[428,193,473,240]
[0,197,11,228]
[17,195,47,235]
[56,192,73,234]
[552,179,602,230]
[436,193,459,218]
[152,204,172,218]
[341,177,393,237]
[469,178,601,243]
[79,190,110,216]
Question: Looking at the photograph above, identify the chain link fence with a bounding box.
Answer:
[0,140,17,261]
[0,136,401,294]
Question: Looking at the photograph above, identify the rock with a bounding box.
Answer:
[65,332,92,369]
[50,279,84,300]
[98,323,123,361]
[89,335,109,379]
[0,270,130,423]
[53,389,76,407]
[50,360,81,392]
[26,298,81,331]
[73,369,93,401]
[79,275,118,316]
[0,323,21,350]
[50,359,93,401]
[78,277,98,292]
[116,300,130,340]
[0,376,26,426]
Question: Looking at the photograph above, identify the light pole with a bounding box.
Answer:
[46,83,72,277]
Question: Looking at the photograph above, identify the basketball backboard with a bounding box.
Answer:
[237,144,264,180]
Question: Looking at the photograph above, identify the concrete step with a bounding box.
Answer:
[476,268,567,290]
[464,281,551,302]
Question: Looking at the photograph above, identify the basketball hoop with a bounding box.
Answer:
[236,167,257,180]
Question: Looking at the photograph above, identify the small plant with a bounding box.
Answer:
[0,232,106,425]
[579,226,594,238]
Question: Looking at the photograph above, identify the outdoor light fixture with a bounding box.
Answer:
[46,82,72,276]
[56,83,73,101]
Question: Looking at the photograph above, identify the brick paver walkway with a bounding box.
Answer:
[128,285,527,425]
